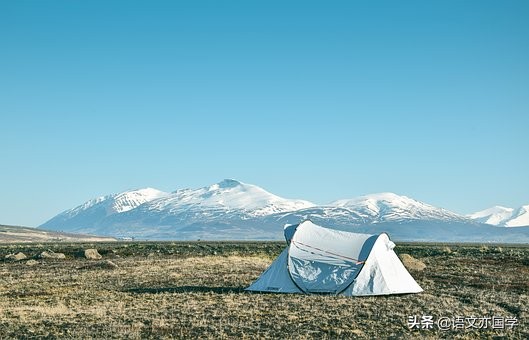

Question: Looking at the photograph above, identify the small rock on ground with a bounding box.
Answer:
[5,252,27,261]
[84,248,102,260]
[39,250,66,260]
[26,259,39,266]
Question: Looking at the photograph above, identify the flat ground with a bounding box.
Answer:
[0,242,527,339]
[0,224,116,243]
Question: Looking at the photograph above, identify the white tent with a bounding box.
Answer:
[246,220,423,296]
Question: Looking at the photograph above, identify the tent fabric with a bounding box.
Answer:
[246,220,423,296]
[343,233,423,296]
[244,248,302,293]
[287,221,376,294]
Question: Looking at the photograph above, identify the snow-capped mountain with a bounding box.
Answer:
[40,180,314,236]
[264,192,470,237]
[39,180,529,242]
[147,179,315,218]
[40,188,169,232]
[468,206,514,225]
[468,205,529,227]
[329,192,466,224]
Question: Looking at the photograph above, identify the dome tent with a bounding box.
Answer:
[246,220,423,296]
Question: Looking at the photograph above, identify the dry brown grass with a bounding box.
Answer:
[0,242,527,339]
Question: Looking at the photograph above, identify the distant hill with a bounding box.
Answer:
[0,224,116,243]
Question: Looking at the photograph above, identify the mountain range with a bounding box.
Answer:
[39,179,529,242]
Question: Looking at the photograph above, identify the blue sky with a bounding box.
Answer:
[1,1,528,226]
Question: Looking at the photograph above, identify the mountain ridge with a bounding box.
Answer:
[39,179,529,242]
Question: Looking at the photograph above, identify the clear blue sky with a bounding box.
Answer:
[1,1,528,226]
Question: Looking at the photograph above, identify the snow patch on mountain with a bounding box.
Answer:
[109,188,170,213]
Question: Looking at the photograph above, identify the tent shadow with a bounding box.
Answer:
[123,286,246,294]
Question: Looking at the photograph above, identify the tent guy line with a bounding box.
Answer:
[291,240,365,265]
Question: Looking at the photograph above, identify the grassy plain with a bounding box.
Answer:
[0,241,527,339]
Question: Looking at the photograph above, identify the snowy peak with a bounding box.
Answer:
[468,204,529,227]
[507,205,529,227]
[39,187,170,232]
[214,178,243,189]
[330,192,463,223]
[332,192,419,211]
[467,206,514,226]
[150,179,316,216]
[55,188,169,219]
